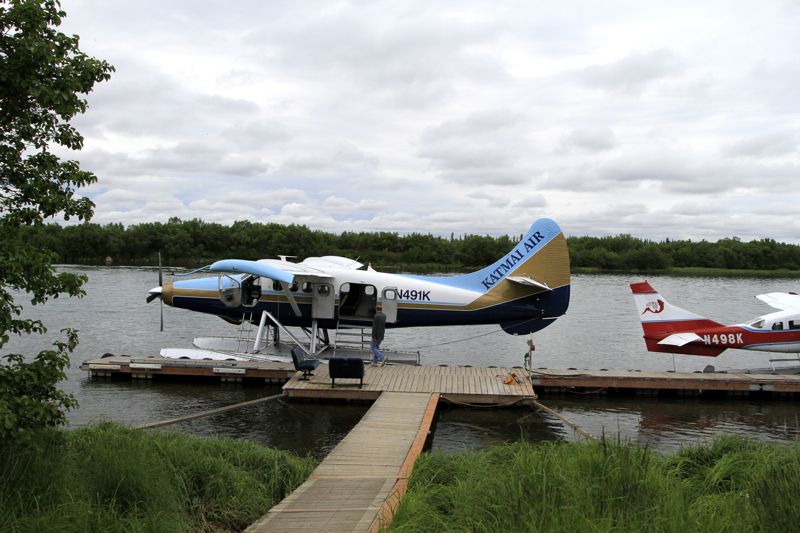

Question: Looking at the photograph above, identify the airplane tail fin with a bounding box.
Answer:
[476,218,570,334]
[467,218,570,294]
[630,281,725,356]
[413,218,570,335]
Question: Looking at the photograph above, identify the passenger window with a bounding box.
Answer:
[273,280,281,291]
[789,320,800,330]
[290,281,298,292]
[302,282,312,293]
[772,322,784,331]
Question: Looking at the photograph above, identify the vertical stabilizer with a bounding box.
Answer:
[630,281,722,336]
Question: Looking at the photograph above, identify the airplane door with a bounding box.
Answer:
[218,274,242,308]
[381,287,398,323]
[312,283,335,319]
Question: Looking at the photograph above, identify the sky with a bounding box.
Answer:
[58,0,800,242]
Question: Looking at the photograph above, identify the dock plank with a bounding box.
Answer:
[247,391,438,533]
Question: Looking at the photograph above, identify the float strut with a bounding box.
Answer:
[310,319,318,354]
[253,311,268,352]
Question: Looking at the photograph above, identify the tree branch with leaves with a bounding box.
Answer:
[0,0,113,439]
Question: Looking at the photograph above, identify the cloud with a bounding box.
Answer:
[78,144,270,178]
[76,59,261,139]
[419,110,532,185]
[574,50,684,92]
[559,128,618,152]
[322,196,389,213]
[49,0,800,243]
[722,131,798,158]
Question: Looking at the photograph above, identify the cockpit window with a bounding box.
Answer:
[772,322,784,331]
[750,320,764,329]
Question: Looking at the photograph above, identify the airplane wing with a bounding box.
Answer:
[301,256,363,270]
[208,259,296,283]
[658,332,703,346]
[506,276,551,291]
[207,259,337,318]
[756,292,800,311]
[208,259,337,283]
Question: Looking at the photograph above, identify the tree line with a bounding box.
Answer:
[19,218,800,272]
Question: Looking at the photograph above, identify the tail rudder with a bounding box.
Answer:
[414,218,570,335]
[630,281,722,336]
[432,218,570,295]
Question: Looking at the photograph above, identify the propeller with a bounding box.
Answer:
[146,251,164,331]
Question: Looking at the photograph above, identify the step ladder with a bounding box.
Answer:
[234,312,257,353]
[334,322,371,355]
[233,311,279,354]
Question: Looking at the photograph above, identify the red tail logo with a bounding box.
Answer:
[642,299,665,315]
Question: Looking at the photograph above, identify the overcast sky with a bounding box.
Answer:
[59,0,800,242]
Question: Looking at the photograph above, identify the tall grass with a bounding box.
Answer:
[0,422,314,532]
[390,435,800,532]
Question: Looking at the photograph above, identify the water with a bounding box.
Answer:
[3,267,799,457]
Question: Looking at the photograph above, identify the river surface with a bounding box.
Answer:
[4,267,800,458]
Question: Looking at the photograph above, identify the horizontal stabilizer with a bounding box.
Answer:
[506,276,551,291]
[658,332,703,347]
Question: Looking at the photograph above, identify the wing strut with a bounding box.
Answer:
[260,310,312,355]
[280,281,303,317]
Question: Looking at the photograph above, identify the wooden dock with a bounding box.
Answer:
[530,368,800,396]
[283,364,536,405]
[79,355,296,383]
[246,391,439,533]
[80,355,800,398]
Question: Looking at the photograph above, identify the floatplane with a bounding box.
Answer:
[147,218,571,363]
[631,281,800,371]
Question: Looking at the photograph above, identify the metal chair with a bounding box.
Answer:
[290,345,320,380]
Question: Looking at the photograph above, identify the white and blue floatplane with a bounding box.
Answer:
[147,218,571,363]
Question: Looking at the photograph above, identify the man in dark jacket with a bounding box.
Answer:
[371,303,387,365]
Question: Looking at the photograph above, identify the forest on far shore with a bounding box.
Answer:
[16,218,800,273]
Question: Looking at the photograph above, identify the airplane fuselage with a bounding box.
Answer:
[163,267,570,334]
[645,322,800,355]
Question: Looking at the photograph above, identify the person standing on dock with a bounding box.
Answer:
[371,303,387,366]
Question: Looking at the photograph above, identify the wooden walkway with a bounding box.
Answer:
[246,391,439,533]
[283,364,536,405]
[530,368,800,395]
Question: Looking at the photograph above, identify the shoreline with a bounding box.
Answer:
[57,262,800,278]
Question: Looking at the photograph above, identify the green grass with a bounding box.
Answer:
[389,435,800,533]
[6,425,799,532]
[0,422,314,532]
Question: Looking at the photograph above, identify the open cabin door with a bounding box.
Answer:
[339,283,377,321]
[381,287,398,323]
[218,274,262,308]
